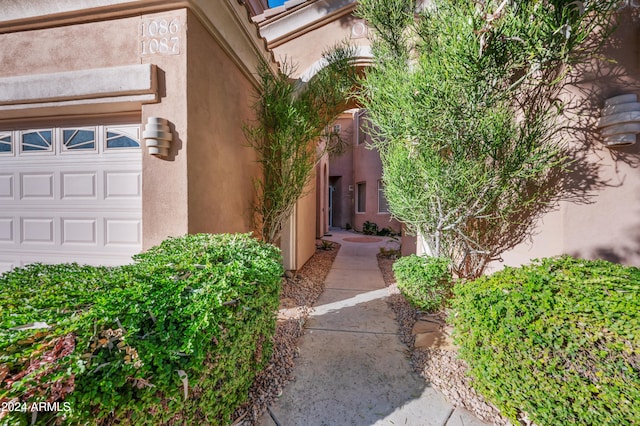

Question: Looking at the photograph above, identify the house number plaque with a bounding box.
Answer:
[140,17,181,56]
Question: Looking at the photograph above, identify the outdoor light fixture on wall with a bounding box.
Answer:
[143,117,172,157]
[597,94,640,148]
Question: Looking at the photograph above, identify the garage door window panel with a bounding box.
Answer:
[0,133,12,154]
[21,130,53,152]
[63,129,96,151]
[105,126,140,149]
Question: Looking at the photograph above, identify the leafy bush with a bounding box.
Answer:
[379,247,400,259]
[317,240,334,251]
[376,227,396,237]
[362,221,378,235]
[0,264,129,424]
[451,256,640,425]
[1,233,283,425]
[356,0,618,279]
[393,255,452,312]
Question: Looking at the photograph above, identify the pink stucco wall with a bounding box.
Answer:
[328,114,356,229]
[328,110,402,234]
[185,11,260,236]
[0,4,273,256]
[495,13,640,269]
[0,17,140,78]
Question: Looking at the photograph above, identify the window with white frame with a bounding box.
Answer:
[105,126,141,149]
[358,115,367,145]
[21,130,53,152]
[378,180,389,213]
[0,132,12,154]
[0,126,140,155]
[356,182,366,213]
[62,128,96,151]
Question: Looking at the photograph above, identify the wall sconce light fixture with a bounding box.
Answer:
[143,117,172,157]
[598,94,640,147]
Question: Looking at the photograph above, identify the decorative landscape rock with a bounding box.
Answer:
[377,253,511,426]
[232,243,340,425]
[411,316,457,351]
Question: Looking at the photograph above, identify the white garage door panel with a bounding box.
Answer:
[0,124,142,273]
[0,175,14,198]
[62,218,97,244]
[21,173,54,198]
[0,218,14,242]
[22,218,55,243]
[105,172,142,198]
[105,218,142,245]
[62,172,97,199]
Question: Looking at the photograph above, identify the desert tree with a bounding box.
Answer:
[245,45,358,244]
[356,0,618,278]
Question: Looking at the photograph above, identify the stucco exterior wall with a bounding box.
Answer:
[316,151,330,237]
[0,16,140,78]
[271,15,370,79]
[0,10,191,250]
[352,113,401,234]
[140,10,190,249]
[401,233,417,257]
[494,13,640,269]
[353,138,386,231]
[0,1,277,257]
[327,110,401,234]
[329,114,356,229]
[185,11,260,235]
[296,175,318,270]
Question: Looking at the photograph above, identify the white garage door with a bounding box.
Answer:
[0,124,142,273]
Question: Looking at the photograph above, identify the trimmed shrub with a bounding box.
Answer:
[393,255,452,312]
[377,227,398,237]
[362,221,378,235]
[451,256,640,425]
[1,233,283,425]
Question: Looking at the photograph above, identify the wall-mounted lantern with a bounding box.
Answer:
[597,94,640,147]
[143,117,172,157]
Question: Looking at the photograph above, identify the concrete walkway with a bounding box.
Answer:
[260,229,489,426]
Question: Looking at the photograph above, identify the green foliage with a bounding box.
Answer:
[361,221,400,236]
[317,239,335,251]
[378,246,400,259]
[451,256,640,425]
[0,234,283,425]
[356,0,618,278]
[377,227,397,237]
[245,46,358,244]
[362,221,379,235]
[393,255,452,312]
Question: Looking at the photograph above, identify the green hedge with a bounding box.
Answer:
[393,255,452,312]
[451,256,640,425]
[1,233,283,425]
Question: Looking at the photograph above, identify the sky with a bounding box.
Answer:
[268,0,287,7]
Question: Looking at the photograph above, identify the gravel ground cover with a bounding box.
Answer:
[231,243,510,426]
[377,254,511,426]
[232,241,340,425]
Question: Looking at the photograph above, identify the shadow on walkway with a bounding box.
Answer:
[260,229,488,426]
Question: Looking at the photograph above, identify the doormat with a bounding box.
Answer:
[343,237,382,243]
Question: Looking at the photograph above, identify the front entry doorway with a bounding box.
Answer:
[328,185,335,227]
